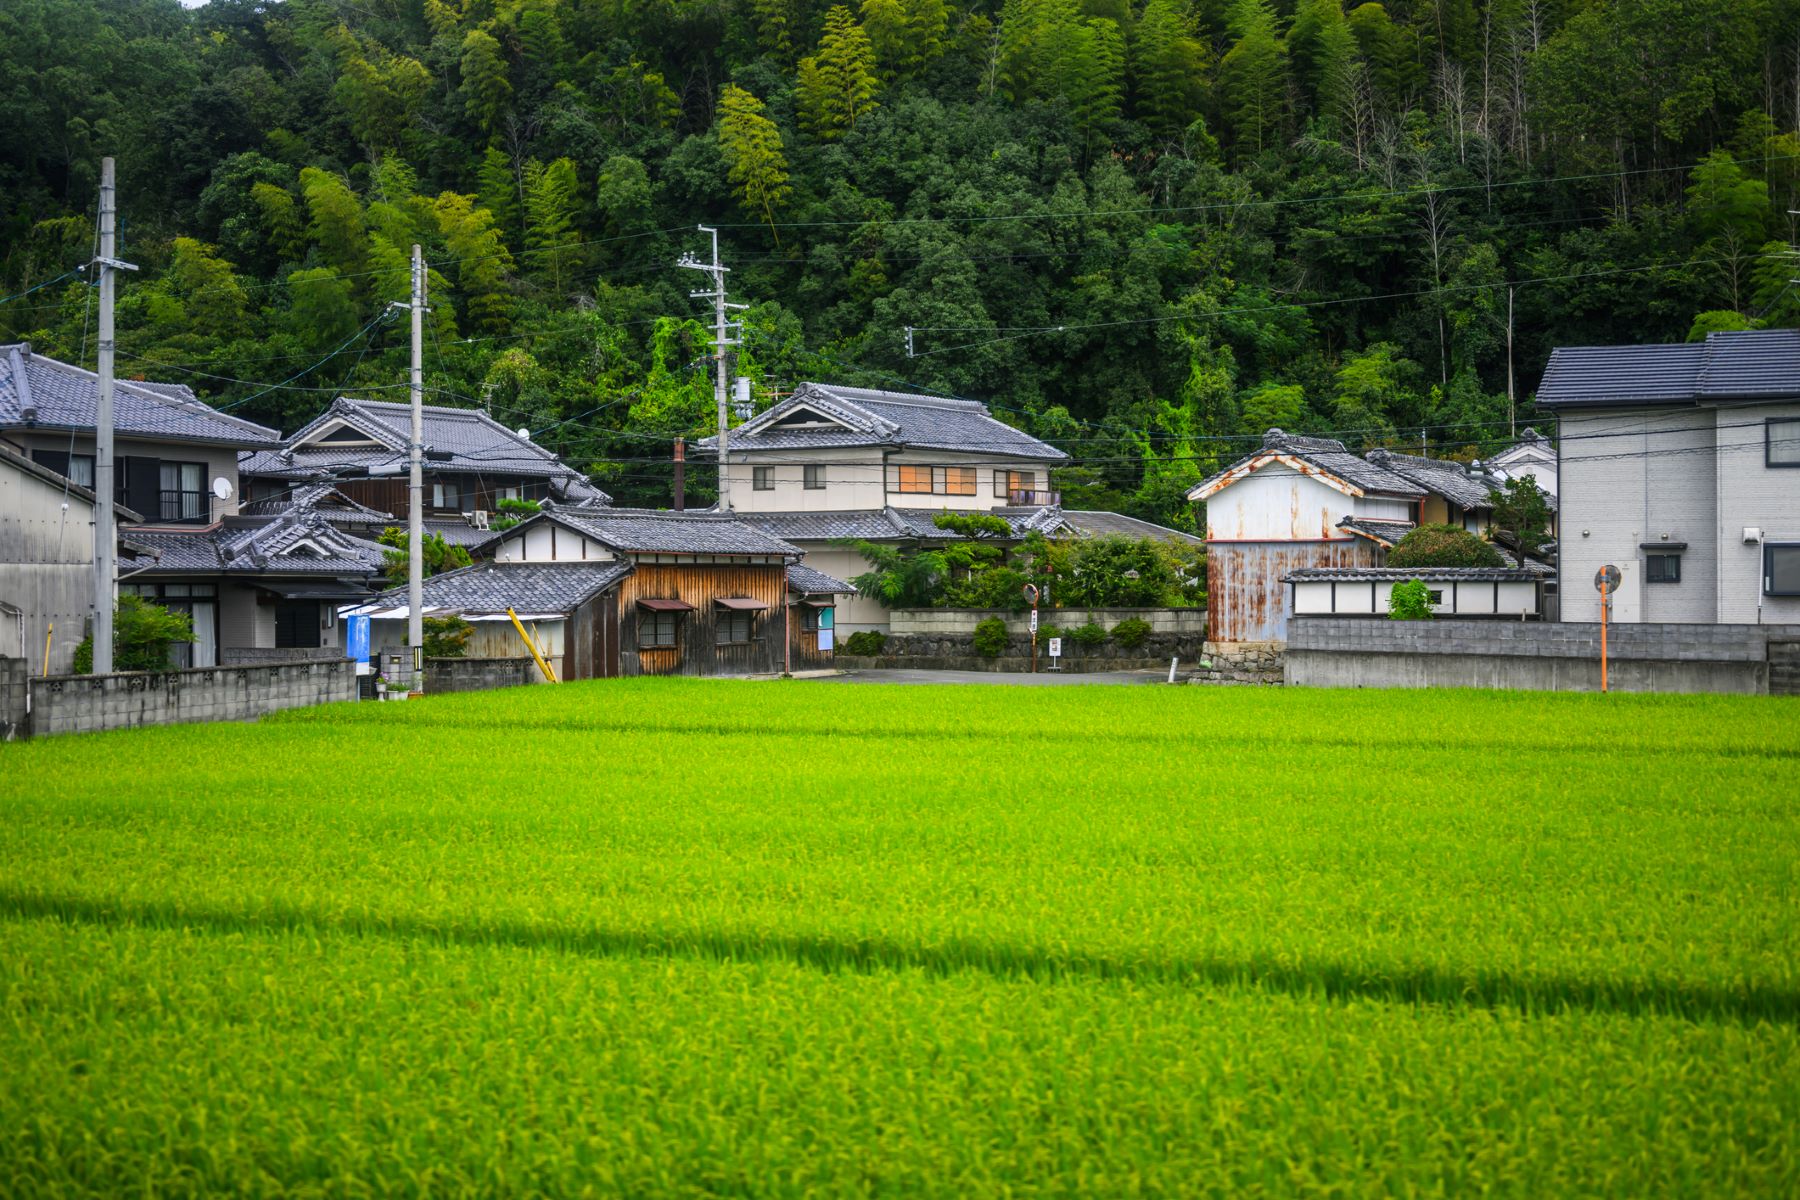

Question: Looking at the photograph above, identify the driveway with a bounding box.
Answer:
[815,668,1170,686]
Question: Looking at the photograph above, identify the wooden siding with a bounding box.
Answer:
[565,590,621,679]
[618,561,790,676]
[788,601,837,670]
[1207,540,1379,642]
[335,473,547,519]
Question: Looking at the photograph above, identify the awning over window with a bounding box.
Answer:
[637,597,696,612]
[715,596,768,611]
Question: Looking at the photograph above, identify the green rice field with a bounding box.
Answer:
[3,679,1798,1197]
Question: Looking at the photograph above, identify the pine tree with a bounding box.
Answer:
[461,28,512,135]
[523,157,581,293]
[798,7,881,139]
[1131,0,1210,138]
[1218,0,1288,158]
[716,85,792,236]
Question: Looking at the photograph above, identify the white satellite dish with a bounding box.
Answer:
[211,476,234,500]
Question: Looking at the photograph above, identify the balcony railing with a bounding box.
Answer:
[159,489,208,523]
[1007,489,1060,507]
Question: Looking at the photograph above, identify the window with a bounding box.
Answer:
[1427,590,1444,605]
[716,611,755,645]
[1646,553,1681,583]
[432,479,463,510]
[30,449,95,488]
[996,469,1038,500]
[943,467,977,496]
[159,461,206,522]
[753,466,774,491]
[274,600,318,649]
[639,610,679,648]
[800,604,834,632]
[803,464,825,490]
[1769,419,1800,467]
[898,465,933,494]
[1767,543,1800,596]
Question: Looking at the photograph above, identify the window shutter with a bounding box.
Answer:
[125,456,161,517]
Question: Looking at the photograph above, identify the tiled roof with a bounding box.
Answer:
[1052,509,1205,546]
[238,483,395,521]
[1190,429,1427,501]
[1538,329,1800,407]
[739,506,1070,543]
[1284,566,1544,582]
[0,343,280,448]
[498,506,804,557]
[361,559,633,617]
[787,562,855,594]
[1363,449,1498,509]
[123,492,389,579]
[239,395,609,502]
[1336,516,1415,547]
[696,382,1067,461]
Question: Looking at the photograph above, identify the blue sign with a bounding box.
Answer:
[347,614,370,664]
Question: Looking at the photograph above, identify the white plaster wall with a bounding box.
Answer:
[1716,402,1800,623]
[1294,579,1537,617]
[1205,464,1357,541]
[789,545,887,633]
[725,449,887,512]
[492,524,612,563]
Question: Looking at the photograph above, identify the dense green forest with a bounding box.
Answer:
[3,0,1798,519]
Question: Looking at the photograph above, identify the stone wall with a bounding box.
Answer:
[24,658,358,737]
[871,625,1206,670]
[425,656,539,693]
[889,607,1207,637]
[1189,641,1286,686]
[1,657,27,741]
[1286,617,1800,694]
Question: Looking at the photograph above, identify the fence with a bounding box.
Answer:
[425,656,539,693]
[17,657,357,738]
[1286,617,1800,695]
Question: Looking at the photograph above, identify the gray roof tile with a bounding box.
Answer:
[1362,449,1499,508]
[740,506,1070,543]
[363,559,633,616]
[1191,429,1427,500]
[1538,328,1800,407]
[1284,566,1544,582]
[1336,516,1415,546]
[787,562,854,594]
[0,343,280,448]
[696,382,1067,461]
[492,506,803,557]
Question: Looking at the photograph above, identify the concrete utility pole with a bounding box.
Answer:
[677,227,745,511]
[408,243,425,695]
[91,157,136,675]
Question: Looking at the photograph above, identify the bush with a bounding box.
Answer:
[488,496,542,532]
[1111,617,1152,650]
[70,595,197,674]
[1387,524,1504,568]
[1389,579,1435,620]
[423,615,474,658]
[972,617,1009,658]
[842,630,887,656]
[1067,621,1108,647]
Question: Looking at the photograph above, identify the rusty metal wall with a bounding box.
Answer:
[1206,540,1376,642]
[618,562,788,676]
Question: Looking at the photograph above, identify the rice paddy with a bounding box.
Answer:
[2,679,1798,1196]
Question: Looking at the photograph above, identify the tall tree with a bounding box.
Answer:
[1131,0,1210,138]
[798,7,882,139]
[460,28,513,136]
[524,157,581,293]
[1218,0,1288,157]
[716,85,793,236]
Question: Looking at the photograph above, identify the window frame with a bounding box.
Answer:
[1645,552,1682,583]
[1765,542,1800,596]
[803,464,825,490]
[715,610,755,646]
[897,465,934,494]
[432,477,464,511]
[943,466,977,496]
[752,466,774,491]
[638,610,679,649]
[1767,418,1800,468]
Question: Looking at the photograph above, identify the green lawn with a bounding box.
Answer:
[2,680,1798,1197]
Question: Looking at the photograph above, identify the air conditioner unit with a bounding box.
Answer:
[1744,527,1763,544]
[471,510,490,530]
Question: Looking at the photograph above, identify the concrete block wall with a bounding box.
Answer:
[889,607,1208,637]
[222,646,348,666]
[26,658,357,737]
[425,656,538,693]
[1286,618,1800,694]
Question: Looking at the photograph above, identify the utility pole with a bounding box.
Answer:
[1506,285,1516,438]
[677,227,745,511]
[408,243,425,695]
[91,157,136,676]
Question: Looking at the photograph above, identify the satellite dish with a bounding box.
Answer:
[212,476,234,500]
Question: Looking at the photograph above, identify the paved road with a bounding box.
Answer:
[815,668,1170,686]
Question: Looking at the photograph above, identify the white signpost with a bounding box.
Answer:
[1048,636,1062,670]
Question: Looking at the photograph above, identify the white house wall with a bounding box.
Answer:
[8,432,246,518]
[492,524,613,563]
[726,450,1052,514]
[1293,579,1538,618]
[1717,401,1800,624]
[0,457,96,670]
[788,544,886,633]
[1205,464,1358,541]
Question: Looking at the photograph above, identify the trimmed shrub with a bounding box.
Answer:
[1389,579,1435,620]
[71,595,197,673]
[1068,621,1108,647]
[423,615,474,658]
[972,617,1009,658]
[1387,524,1504,569]
[842,630,887,656]
[1111,617,1152,650]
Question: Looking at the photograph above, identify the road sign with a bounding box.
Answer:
[1029,610,1039,634]
[1022,584,1039,604]
[1048,637,1062,657]
[1595,564,1620,592]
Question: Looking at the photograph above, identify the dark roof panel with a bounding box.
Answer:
[1538,329,1800,407]
[1190,429,1427,500]
[0,343,279,448]
[786,562,855,594]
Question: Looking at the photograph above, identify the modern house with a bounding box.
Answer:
[1,343,389,666]
[356,504,840,677]
[698,382,1200,633]
[239,396,610,547]
[1537,327,1800,624]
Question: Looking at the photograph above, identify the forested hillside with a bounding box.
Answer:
[2,0,1796,517]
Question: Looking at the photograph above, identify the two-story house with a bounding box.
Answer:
[1,343,388,668]
[1537,327,1800,624]
[239,395,610,548]
[696,382,1199,634]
